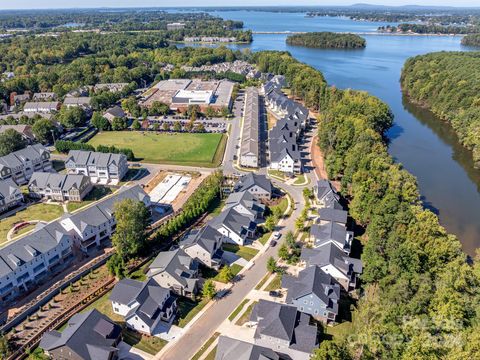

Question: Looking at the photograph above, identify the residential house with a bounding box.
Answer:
[315,179,341,209]
[63,97,92,110]
[23,101,60,113]
[0,125,35,143]
[10,92,31,107]
[147,248,200,298]
[250,300,318,360]
[282,265,340,323]
[40,309,122,360]
[223,190,265,221]
[59,185,150,252]
[209,207,256,246]
[0,178,23,213]
[215,336,280,360]
[65,150,128,184]
[167,22,186,30]
[0,144,52,185]
[110,278,177,336]
[0,221,74,302]
[94,83,129,93]
[318,207,348,225]
[180,225,224,269]
[301,243,363,291]
[240,87,259,168]
[103,106,126,123]
[268,135,301,175]
[234,173,272,201]
[310,221,353,255]
[28,172,93,202]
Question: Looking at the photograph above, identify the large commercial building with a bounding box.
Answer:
[141,79,234,112]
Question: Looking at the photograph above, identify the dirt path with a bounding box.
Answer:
[310,134,341,190]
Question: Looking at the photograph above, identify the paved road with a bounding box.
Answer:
[155,181,304,360]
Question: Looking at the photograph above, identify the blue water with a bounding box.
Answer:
[197,10,480,255]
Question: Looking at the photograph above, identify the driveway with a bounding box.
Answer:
[117,341,153,360]
[221,251,249,267]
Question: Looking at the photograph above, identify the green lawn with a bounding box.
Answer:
[228,299,249,321]
[258,229,273,245]
[191,332,220,360]
[293,173,309,185]
[270,197,289,216]
[204,347,217,360]
[0,203,64,244]
[235,301,257,326]
[176,298,209,328]
[82,291,124,323]
[66,186,113,213]
[88,131,226,167]
[264,273,283,292]
[222,244,259,261]
[122,328,167,355]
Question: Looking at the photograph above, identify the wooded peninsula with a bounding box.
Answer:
[286,32,366,49]
[401,51,480,168]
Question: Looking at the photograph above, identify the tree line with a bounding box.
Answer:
[286,32,366,49]
[55,140,135,161]
[253,50,480,359]
[462,34,480,47]
[379,23,480,34]
[401,51,480,169]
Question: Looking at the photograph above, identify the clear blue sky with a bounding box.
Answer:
[3,1,480,10]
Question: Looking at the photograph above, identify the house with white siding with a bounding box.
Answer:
[180,225,224,269]
[0,178,23,213]
[233,173,273,201]
[209,207,256,246]
[28,172,92,202]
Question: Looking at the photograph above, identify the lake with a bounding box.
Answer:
[194,10,480,255]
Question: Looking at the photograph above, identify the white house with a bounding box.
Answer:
[209,207,256,246]
[110,278,177,335]
[233,173,273,201]
[180,225,224,269]
[0,178,23,213]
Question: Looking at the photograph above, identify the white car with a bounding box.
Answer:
[273,232,281,240]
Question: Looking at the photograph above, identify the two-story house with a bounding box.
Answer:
[28,172,93,202]
[249,300,318,360]
[180,225,224,270]
[40,309,122,360]
[65,150,128,185]
[234,173,273,201]
[147,248,200,298]
[110,278,177,336]
[310,220,353,255]
[0,178,23,213]
[209,207,256,246]
[223,190,265,221]
[282,265,340,323]
[0,144,52,185]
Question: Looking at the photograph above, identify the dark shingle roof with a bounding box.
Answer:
[40,309,121,360]
[215,336,280,360]
[301,243,363,276]
[234,173,272,195]
[318,208,348,225]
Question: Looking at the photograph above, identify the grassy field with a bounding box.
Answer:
[176,298,209,328]
[222,244,259,261]
[88,131,226,167]
[0,203,64,244]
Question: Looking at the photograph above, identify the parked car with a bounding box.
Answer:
[273,232,281,240]
[270,240,277,247]
[269,290,282,298]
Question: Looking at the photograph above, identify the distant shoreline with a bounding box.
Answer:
[253,31,466,37]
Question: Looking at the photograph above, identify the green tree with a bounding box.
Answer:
[218,266,234,283]
[266,256,278,273]
[111,199,150,258]
[131,119,141,130]
[264,215,276,232]
[162,122,170,131]
[32,118,56,143]
[91,112,111,131]
[278,243,289,261]
[295,217,305,232]
[312,341,351,360]
[220,106,230,118]
[202,279,216,300]
[205,106,216,118]
[0,128,26,156]
[187,105,200,121]
[111,117,127,131]
[106,253,126,279]
[173,121,182,132]
[122,96,141,117]
[0,333,10,359]
[57,106,86,128]
[149,101,170,116]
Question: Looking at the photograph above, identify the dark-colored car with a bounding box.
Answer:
[270,240,277,247]
[269,290,282,298]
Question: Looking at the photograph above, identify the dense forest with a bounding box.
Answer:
[401,51,480,169]
[254,51,480,359]
[462,34,480,46]
[378,23,480,34]
[286,32,366,49]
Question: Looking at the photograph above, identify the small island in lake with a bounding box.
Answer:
[286,32,366,49]
[462,34,480,47]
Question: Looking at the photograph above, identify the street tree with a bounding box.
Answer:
[278,243,289,261]
[218,266,234,283]
[266,256,278,273]
[202,279,216,300]
[91,112,111,131]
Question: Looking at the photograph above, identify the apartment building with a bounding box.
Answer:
[28,172,93,202]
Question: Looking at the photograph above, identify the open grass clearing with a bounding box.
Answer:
[122,328,167,355]
[0,203,64,245]
[222,244,258,261]
[88,131,226,167]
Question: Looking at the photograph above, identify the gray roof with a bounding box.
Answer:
[0,144,49,173]
[235,173,272,195]
[316,180,341,206]
[66,150,126,169]
[0,221,70,278]
[63,97,91,106]
[29,172,90,192]
[0,178,20,200]
[318,208,348,225]
[240,87,259,159]
[224,190,265,218]
[209,207,256,238]
[310,221,348,246]
[215,336,280,360]
[268,134,301,163]
[301,243,363,276]
[111,278,173,328]
[104,105,125,118]
[148,248,199,291]
[0,125,35,140]
[40,309,121,360]
[180,225,223,256]
[282,265,340,315]
[250,300,318,353]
